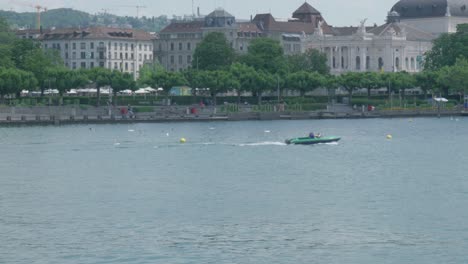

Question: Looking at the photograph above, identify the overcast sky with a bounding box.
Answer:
[3,0,399,26]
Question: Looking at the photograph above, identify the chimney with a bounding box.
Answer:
[197,7,200,17]
[250,15,252,22]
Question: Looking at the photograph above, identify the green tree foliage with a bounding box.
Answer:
[435,58,468,97]
[337,72,363,104]
[415,71,438,97]
[229,63,257,103]
[192,32,235,71]
[360,72,382,99]
[287,49,329,74]
[0,68,37,99]
[287,71,324,97]
[149,71,187,94]
[239,38,287,74]
[1,9,169,32]
[424,24,468,70]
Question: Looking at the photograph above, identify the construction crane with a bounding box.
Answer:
[10,0,47,29]
[117,5,147,18]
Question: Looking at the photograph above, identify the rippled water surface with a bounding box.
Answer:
[1,118,468,264]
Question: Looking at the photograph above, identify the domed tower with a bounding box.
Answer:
[292,2,326,28]
[204,8,236,28]
[390,0,468,34]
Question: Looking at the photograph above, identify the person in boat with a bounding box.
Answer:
[309,132,315,138]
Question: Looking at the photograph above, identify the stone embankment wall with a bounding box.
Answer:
[0,106,465,125]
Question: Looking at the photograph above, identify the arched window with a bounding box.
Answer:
[378,57,384,70]
[405,58,409,70]
[395,57,400,71]
[411,57,415,70]
[366,56,370,70]
[333,57,336,68]
[356,56,361,70]
[341,56,344,69]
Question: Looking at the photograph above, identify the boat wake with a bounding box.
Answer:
[238,141,287,147]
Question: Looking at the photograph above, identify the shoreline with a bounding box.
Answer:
[0,110,466,126]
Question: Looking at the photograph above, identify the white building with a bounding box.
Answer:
[391,0,468,35]
[39,27,155,79]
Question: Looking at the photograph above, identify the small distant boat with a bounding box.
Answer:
[285,136,341,145]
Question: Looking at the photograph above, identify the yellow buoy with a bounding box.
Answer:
[386,134,393,140]
[180,138,186,143]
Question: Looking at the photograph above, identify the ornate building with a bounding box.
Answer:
[155,1,468,73]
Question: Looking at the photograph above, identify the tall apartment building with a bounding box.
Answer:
[38,27,155,78]
[155,9,263,72]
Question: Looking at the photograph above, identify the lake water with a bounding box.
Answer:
[1,118,468,264]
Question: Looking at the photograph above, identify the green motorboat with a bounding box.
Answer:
[285,136,340,145]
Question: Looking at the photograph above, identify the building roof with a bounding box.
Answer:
[253,13,334,35]
[206,8,235,18]
[159,21,204,33]
[38,27,155,41]
[392,0,468,19]
[368,22,436,41]
[238,22,262,33]
[293,2,321,15]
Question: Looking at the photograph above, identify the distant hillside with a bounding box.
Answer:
[0,8,170,32]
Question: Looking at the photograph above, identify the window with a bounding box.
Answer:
[120,43,123,50]
[356,56,361,70]
[72,43,76,50]
[139,44,142,50]
[90,52,94,59]
[65,43,69,49]
[90,42,94,49]
[179,43,182,51]
[65,52,69,59]
[99,52,104,59]
[72,52,76,59]
[144,44,147,51]
[366,56,370,70]
[149,54,152,60]
[187,42,191,50]
[114,42,117,50]
[114,62,118,69]
[125,53,128,59]
[139,54,142,61]
[72,62,76,69]
[114,52,117,59]
[80,62,86,68]
[131,54,134,60]
[170,43,174,51]
[81,52,86,59]
[125,43,128,51]
[120,53,123,59]
[99,62,104,67]
[187,55,192,64]
[144,54,147,61]
[378,57,384,70]
[170,55,174,63]
[80,42,86,49]
[108,62,111,69]
[131,44,134,51]
[125,62,128,70]
[178,55,182,64]
[90,62,94,68]
[108,52,111,59]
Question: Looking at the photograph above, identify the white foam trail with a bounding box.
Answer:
[238,141,287,147]
[325,142,339,145]
[264,130,271,133]
[128,129,135,132]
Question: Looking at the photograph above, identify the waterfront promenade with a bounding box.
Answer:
[0,104,465,125]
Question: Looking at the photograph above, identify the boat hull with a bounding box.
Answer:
[285,136,341,145]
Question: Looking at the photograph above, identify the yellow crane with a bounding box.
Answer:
[10,0,48,29]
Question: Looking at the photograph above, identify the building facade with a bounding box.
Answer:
[155,1,468,74]
[38,27,155,78]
